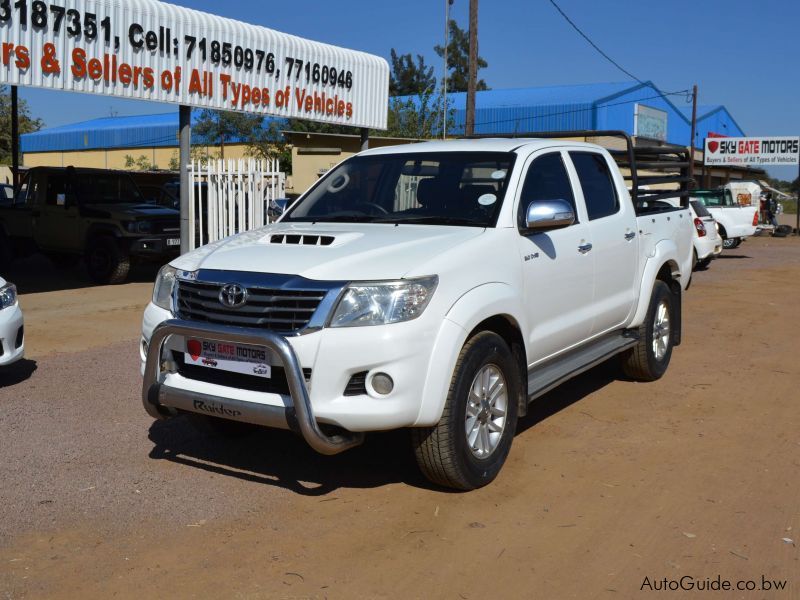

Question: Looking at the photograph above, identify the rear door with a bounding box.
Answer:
[516,150,595,364]
[567,151,638,336]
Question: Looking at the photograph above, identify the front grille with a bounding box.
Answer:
[176,280,326,333]
[153,219,181,235]
[15,326,23,349]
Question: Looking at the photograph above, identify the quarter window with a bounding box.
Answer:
[570,152,619,220]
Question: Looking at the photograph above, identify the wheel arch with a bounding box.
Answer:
[415,283,528,427]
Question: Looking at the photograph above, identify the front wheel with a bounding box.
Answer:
[85,236,130,284]
[621,280,675,382]
[412,331,521,491]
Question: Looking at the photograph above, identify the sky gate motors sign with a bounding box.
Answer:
[0,0,389,129]
[704,136,800,167]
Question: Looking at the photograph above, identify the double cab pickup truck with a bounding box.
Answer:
[140,135,693,490]
[0,167,181,283]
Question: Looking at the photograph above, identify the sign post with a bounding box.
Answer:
[179,105,191,254]
[0,0,390,250]
[703,136,800,234]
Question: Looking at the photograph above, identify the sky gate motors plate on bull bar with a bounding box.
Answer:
[185,339,272,379]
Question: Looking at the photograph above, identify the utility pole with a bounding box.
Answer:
[179,105,191,255]
[688,84,698,188]
[11,86,19,189]
[443,0,452,140]
[465,0,478,137]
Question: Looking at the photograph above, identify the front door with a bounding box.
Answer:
[34,172,81,252]
[516,151,595,365]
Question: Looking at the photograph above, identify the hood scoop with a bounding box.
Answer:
[269,233,335,246]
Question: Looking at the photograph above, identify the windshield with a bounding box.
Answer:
[284,152,517,227]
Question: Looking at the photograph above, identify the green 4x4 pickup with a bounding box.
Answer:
[0,167,181,284]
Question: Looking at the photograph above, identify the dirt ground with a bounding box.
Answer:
[1,236,799,599]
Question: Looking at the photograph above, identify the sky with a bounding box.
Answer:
[16,0,800,180]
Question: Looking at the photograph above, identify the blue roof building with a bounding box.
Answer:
[399,81,745,147]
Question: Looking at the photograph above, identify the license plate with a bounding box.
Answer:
[185,339,272,379]
[167,238,181,247]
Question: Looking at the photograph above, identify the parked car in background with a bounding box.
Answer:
[139,184,179,211]
[690,200,722,269]
[0,276,24,366]
[0,167,181,284]
[692,188,758,249]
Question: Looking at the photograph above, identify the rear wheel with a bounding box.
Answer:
[85,236,130,284]
[412,331,521,491]
[696,257,712,270]
[722,237,739,249]
[621,280,675,382]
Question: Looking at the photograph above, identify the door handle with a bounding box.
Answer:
[624,231,636,241]
[578,243,593,254]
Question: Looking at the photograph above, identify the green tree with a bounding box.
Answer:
[389,49,437,97]
[0,86,44,164]
[194,109,290,170]
[434,20,489,93]
[385,88,454,139]
[791,177,799,195]
[124,154,155,170]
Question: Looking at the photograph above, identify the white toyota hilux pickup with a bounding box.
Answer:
[140,136,694,490]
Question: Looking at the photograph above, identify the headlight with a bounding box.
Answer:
[0,282,17,310]
[152,266,177,311]
[329,276,438,328]
[124,220,154,234]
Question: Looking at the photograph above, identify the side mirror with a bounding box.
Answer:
[522,199,575,232]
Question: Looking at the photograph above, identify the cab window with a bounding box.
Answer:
[570,152,619,220]
[518,153,576,228]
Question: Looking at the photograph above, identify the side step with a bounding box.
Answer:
[527,331,639,402]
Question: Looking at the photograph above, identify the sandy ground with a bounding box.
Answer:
[1,236,799,599]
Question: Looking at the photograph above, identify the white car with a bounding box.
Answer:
[140,137,693,489]
[690,200,722,269]
[0,276,24,366]
[692,189,759,249]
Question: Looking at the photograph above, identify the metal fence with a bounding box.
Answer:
[189,158,285,250]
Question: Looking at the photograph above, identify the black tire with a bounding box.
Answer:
[85,236,130,284]
[722,237,738,250]
[621,280,675,382]
[697,257,712,270]
[186,413,257,438]
[412,331,521,491]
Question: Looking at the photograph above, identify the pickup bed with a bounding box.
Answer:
[140,134,694,490]
[0,167,180,283]
[692,188,758,249]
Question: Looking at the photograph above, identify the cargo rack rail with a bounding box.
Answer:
[465,129,693,211]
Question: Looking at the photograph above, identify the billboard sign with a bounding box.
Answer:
[704,136,800,166]
[0,0,389,129]
[634,104,667,142]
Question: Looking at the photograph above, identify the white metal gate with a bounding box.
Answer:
[189,158,286,250]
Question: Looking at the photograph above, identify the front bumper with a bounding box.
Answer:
[0,303,24,366]
[127,235,182,259]
[143,319,366,455]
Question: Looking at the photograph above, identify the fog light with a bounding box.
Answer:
[371,373,394,395]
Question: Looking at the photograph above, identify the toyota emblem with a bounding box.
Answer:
[219,283,248,308]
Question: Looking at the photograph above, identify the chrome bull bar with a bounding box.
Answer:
[141,319,364,455]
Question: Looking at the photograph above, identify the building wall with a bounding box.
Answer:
[23,143,252,170]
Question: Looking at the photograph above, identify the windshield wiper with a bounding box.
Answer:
[373,215,485,227]
[288,215,378,223]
